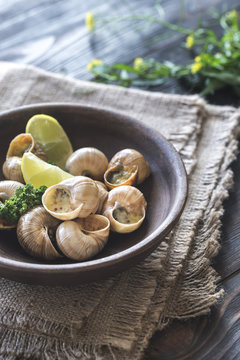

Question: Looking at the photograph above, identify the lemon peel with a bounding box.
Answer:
[26,114,73,169]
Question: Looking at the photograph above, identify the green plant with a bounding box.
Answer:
[86,9,240,96]
[0,184,47,224]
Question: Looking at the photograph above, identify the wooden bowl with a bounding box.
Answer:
[0,103,187,286]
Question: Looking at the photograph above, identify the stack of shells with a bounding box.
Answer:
[1,136,151,262]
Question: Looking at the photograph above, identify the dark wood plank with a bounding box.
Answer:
[144,272,240,360]
[1,1,240,359]
[1,0,239,84]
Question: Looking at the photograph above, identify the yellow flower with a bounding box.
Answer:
[87,59,103,72]
[186,35,194,49]
[226,9,238,22]
[191,62,203,74]
[194,56,201,63]
[133,57,144,70]
[86,11,95,32]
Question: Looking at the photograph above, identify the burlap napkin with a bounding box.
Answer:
[0,62,239,360]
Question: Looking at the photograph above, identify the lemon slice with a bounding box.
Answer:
[21,152,73,188]
[26,114,73,169]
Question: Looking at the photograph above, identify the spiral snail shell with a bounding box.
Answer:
[56,214,110,261]
[94,181,108,214]
[65,147,108,181]
[3,133,46,183]
[104,149,151,189]
[17,206,62,260]
[102,185,147,233]
[42,176,99,221]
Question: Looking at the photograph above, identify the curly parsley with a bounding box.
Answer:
[0,184,47,225]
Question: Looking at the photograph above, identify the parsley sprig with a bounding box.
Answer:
[0,184,47,225]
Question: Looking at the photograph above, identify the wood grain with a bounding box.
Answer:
[1,0,239,84]
[144,272,240,360]
[0,0,240,358]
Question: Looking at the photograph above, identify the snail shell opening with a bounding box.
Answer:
[108,148,151,185]
[104,163,138,190]
[103,185,147,233]
[42,176,100,220]
[3,133,46,183]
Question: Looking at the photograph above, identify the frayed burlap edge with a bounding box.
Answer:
[0,63,207,360]
[0,109,237,360]
[0,63,238,360]
[124,107,240,360]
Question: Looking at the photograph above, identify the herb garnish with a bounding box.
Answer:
[0,184,47,225]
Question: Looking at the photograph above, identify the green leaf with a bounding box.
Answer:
[201,70,240,85]
[200,78,225,96]
[89,7,240,96]
[132,78,165,86]
[113,64,139,73]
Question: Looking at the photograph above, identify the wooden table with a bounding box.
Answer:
[1,0,240,358]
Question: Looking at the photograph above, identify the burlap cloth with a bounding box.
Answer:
[0,61,239,360]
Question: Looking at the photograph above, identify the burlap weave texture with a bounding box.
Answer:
[0,62,239,360]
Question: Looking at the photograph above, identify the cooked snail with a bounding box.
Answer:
[104,148,151,189]
[102,185,147,233]
[0,180,24,229]
[2,157,24,184]
[42,176,99,220]
[65,147,108,181]
[104,163,138,190]
[56,214,110,261]
[1,115,151,262]
[3,133,46,183]
[17,206,62,260]
[94,181,108,214]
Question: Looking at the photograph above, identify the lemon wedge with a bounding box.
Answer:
[26,114,73,169]
[21,152,73,188]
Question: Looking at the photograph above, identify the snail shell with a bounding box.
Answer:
[102,185,147,233]
[106,148,151,187]
[94,181,108,214]
[56,214,110,261]
[6,133,46,160]
[3,157,24,184]
[3,133,46,183]
[42,176,99,220]
[104,163,138,190]
[0,180,24,229]
[17,206,62,260]
[65,147,108,181]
